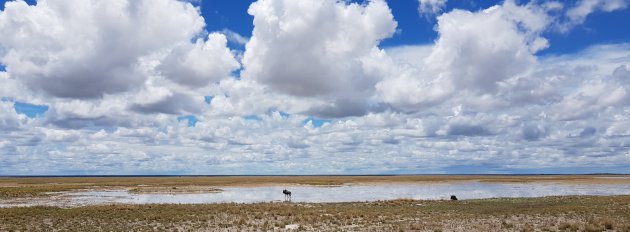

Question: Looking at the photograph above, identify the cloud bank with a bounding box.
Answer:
[0,0,629,175]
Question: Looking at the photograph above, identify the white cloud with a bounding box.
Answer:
[201,78,313,117]
[560,0,628,32]
[0,101,29,131]
[0,0,207,99]
[1,0,630,175]
[551,64,630,121]
[0,0,240,122]
[159,33,239,88]
[221,29,249,45]
[418,0,447,15]
[130,90,205,115]
[0,71,25,100]
[378,0,551,111]
[242,0,397,117]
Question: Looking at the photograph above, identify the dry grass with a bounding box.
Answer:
[0,195,629,231]
[4,175,630,186]
[0,185,82,199]
[2,174,628,187]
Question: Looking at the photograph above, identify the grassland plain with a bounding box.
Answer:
[0,196,629,231]
[1,176,630,231]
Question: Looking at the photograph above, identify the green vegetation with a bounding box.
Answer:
[1,195,629,231]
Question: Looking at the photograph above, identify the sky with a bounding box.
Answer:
[0,0,629,175]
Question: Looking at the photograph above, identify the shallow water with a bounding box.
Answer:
[3,181,630,207]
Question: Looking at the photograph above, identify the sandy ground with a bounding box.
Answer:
[127,185,223,194]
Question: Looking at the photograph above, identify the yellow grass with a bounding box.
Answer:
[0,195,629,231]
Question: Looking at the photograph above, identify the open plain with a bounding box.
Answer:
[1,175,629,231]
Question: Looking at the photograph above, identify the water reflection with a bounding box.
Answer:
[3,181,630,207]
[68,182,630,205]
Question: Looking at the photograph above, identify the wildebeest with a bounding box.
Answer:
[283,189,292,201]
[450,195,458,200]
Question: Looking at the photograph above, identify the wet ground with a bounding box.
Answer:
[2,181,630,207]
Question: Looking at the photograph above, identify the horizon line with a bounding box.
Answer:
[1,173,628,178]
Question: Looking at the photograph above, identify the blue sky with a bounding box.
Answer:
[0,0,629,175]
[197,0,630,54]
[1,0,628,52]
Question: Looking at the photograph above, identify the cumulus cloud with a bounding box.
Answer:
[0,0,208,99]
[0,0,240,126]
[1,0,630,175]
[242,0,397,117]
[130,91,204,115]
[522,123,548,141]
[378,0,551,111]
[0,101,28,131]
[418,0,447,15]
[158,33,239,88]
[551,65,630,121]
[0,71,26,100]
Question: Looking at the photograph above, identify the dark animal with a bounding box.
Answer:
[450,195,458,200]
[283,189,292,201]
